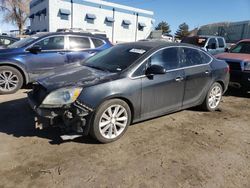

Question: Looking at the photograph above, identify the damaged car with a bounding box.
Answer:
[28,41,230,143]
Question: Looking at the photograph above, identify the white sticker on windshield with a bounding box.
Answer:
[129,48,146,54]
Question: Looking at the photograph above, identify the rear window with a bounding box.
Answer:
[230,42,250,54]
[217,38,225,48]
[69,36,90,49]
[92,38,104,48]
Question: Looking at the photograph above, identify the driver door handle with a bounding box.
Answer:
[175,77,184,82]
[205,70,210,74]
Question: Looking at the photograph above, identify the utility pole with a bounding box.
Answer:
[71,0,73,28]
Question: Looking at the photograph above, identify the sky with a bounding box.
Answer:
[0,0,250,34]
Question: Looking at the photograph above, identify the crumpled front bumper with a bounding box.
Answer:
[28,93,93,135]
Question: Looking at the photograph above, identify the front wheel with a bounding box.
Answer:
[90,99,131,143]
[202,82,223,111]
[0,66,23,94]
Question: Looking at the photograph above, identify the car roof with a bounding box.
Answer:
[117,40,200,51]
[32,32,98,38]
[0,35,19,40]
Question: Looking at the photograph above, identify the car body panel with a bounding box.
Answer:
[0,32,112,84]
[215,40,250,90]
[28,42,230,137]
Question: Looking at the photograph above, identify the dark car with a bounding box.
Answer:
[28,41,230,143]
[0,32,112,94]
[0,35,19,49]
[215,39,250,92]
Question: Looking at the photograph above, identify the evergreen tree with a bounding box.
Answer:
[175,22,190,40]
[155,21,171,34]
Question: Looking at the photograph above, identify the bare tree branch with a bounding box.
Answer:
[0,0,31,34]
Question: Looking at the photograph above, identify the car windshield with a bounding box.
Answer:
[8,36,38,48]
[182,37,208,47]
[230,42,250,54]
[83,45,150,73]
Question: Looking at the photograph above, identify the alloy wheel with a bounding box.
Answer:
[99,104,128,139]
[208,85,222,109]
[0,71,19,92]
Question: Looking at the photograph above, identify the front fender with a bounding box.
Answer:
[0,59,30,84]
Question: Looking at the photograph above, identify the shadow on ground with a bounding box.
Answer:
[0,97,98,145]
[224,87,250,98]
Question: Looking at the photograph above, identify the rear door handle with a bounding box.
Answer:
[57,52,65,55]
[175,77,184,82]
[205,70,210,74]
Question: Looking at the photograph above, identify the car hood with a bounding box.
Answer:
[215,53,250,62]
[0,47,22,55]
[37,64,117,91]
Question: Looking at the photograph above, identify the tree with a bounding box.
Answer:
[175,22,190,40]
[155,21,171,34]
[0,0,31,34]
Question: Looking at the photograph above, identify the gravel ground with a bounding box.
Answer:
[0,89,249,188]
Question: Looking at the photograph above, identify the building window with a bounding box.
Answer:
[85,13,96,24]
[59,8,71,20]
[105,16,115,26]
[122,20,131,29]
[138,22,146,31]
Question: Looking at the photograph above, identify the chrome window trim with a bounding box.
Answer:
[25,34,66,52]
[90,37,106,49]
[129,46,213,80]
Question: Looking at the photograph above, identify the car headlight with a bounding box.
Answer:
[244,62,250,71]
[42,87,82,106]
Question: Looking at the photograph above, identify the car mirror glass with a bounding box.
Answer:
[145,64,166,76]
[28,45,42,54]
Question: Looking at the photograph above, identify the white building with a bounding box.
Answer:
[29,0,154,43]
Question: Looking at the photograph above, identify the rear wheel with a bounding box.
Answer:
[90,99,131,143]
[202,82,223,111]
[0,66,23,94]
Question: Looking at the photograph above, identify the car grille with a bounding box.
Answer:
[31,84,48,105]
[226,61,242,71]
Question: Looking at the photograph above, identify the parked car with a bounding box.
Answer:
[181,35,226,55]
[0,32,112,94]
[0,35,19,49]
[28,41,230,143]
[215,39,250,91]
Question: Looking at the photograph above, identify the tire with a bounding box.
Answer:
[90,99,131,143]
[201,82,223,111]
[0,66,23,94]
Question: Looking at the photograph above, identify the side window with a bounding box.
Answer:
[91,38,104,48]
[217,38,225,48]
[207,38,217,48]
[35,36,64,50]
[69,36,90,49]
[181,48,210,66]
[149,48,180,70]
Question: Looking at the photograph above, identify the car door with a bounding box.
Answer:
[205,38,218,55]
[140,47,185,119]
[217,38,226,54]
[24,35,67,80]
[66,36,96,64]
[179,47,213,107]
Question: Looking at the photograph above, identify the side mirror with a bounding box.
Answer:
[145,64,166,76]
[27,45,42,54]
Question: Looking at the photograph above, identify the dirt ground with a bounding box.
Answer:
[0,88,250,188]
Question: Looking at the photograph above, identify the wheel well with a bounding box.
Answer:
[110,97,135,124]
[216,80,225,91]
[0,64,27,85]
